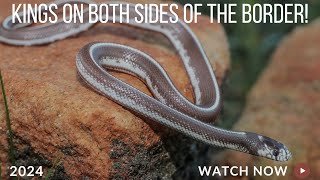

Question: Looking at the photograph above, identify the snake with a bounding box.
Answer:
[0,0,291,161]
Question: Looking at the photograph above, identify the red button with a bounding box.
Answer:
[293,163,310,179]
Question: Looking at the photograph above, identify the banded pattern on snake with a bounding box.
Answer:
[0,0,291,161]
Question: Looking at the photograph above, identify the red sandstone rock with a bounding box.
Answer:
[216,19,320,179]
[0,0,230,179]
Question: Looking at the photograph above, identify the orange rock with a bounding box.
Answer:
[217,19,320,179]
[0,0,230,179]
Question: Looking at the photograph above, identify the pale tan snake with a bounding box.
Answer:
[0,0,291,161]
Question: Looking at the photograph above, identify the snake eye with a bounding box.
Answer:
[272,149,279,156]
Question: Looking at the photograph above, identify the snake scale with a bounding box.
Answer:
[0,0,291,161]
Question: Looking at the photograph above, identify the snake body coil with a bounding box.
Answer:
[0,0,291,161]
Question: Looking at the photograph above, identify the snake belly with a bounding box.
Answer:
[0,0,292,161]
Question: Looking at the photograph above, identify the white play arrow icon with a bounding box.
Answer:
[294,163,310,178]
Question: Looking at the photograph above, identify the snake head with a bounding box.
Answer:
[246,133,292,162]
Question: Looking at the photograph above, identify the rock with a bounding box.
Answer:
[216,19,320,179]
[0,0,230,179]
